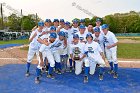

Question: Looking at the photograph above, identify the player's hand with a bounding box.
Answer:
[107,45,112,49]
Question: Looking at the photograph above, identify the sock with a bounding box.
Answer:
[114,64,118,73]
[109,62,113,70]
[26,62,30,72]
[57,62,61,70]
[36,68,41,77]
[48,67,53,75]
[69,59,72,67]
[99,67,103,75]
[84,67,89,76]
[73,61,75,69]
[44,57,47,66]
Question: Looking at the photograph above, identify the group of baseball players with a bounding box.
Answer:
[25,18,118,84]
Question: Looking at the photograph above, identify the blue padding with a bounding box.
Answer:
[0,44,22,49]
[0,64,140,93]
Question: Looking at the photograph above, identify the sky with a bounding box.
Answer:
[1,0,140,22]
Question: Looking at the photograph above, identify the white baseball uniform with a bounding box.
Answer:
[70,42,85,75]
[103,31,118,64]
[84,41,105,75]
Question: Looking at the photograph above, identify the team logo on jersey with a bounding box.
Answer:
[80,37,84,41]
[88,47,94,53]
[103,36,108,43]
[73,47,81,60]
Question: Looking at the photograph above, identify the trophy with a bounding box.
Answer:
[73,47,81,60]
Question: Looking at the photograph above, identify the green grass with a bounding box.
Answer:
[118,43,140,59]
[20,43,140,59]
[0,39,29,45]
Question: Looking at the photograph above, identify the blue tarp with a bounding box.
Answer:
[0,44,22,49]
[0,64,140,93]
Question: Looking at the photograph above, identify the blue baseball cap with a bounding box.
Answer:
[79,24,85,29]
[96,18,101,22]
[94,27,100,32]
[58,31,65,37]
[53,19,59,22]
[60,19,65,22]
[65,21,70,26]
[102,24,109,29]
[73,34,79,39]
[86,33,93,39]
[80,19,85,23]
[38,22,44,26]
[45,19,51,22]
[72,19,78,23]
[49,32,57,38]
[50,26,56,31]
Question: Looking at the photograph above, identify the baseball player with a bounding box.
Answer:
[59,19,65,28]
[25,22,44,77]
[80,19,85,25]
[53,19,59,30]
[35,32,57,84]
[69,34,86,75]
[87,24,94,34]
[93,27,104,53]
[59,21,72,73]
[70,19,79,35]
[102,24,118,78]
[94,18,103,34]
[50,31,66,74]
[37,26,57,72]
[76,24,88,43]
[84,33,106,83]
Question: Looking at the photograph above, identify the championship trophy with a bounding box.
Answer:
[73,47,81,60]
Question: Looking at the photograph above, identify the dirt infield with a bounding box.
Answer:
[0,45,140,68]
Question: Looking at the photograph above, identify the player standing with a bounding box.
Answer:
[102,24,118,78]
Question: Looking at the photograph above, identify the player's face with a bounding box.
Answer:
[50,30,56,33]
[49,38,56,43]
[102,29,108,35]
[73,38,79,43]
[73,23,78,27]
[96,21,101,26]
[87,36,93,42]
[95,32,100,37]
[54,22,59,26]
[64,25,69,30]
[59,36,64,41]
[38,26,44,30]
[60,22,65,26]
[45,22,49,26]
[79,28,85,34]
[88,25,93,31]
[43,38,48,43]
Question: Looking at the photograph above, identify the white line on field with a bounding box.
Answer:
[0,58,140,63]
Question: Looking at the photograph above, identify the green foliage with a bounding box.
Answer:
[0,39,29,45]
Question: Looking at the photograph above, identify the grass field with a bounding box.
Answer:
[0,38,140,59]
[0,39,29,45]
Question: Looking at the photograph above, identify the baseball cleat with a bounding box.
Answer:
[84,76,88,83]
[108,70,114,74]
[69,67,73,72]
[47,74,55,79]
[35,77,40,84]
[57,69,62,75]
[113,72,118,79]
[99,74,103,80]
[25,71,30,77]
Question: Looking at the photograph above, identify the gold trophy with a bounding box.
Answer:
[73,47,81,60]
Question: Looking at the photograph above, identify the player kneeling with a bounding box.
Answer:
[69,34,86,75]
[84,33,106,83]
[35,33,57,84]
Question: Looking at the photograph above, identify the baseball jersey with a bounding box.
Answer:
[29,29,43,50]
[70,42,85,58]
[50,38,64,52]
[76,31,88,42]
[84,41,103,61]
[70,26,79,35]
[102,31,118,50]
